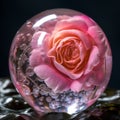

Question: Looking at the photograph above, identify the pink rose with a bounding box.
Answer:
[29,15,112,93]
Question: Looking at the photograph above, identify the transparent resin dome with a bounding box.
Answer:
[9,9,112,116]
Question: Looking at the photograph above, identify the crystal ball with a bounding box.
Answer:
[9,9,112,116]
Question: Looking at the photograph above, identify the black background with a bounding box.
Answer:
[1,0,120,89]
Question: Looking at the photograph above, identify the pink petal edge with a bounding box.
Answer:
[34,64,72,93]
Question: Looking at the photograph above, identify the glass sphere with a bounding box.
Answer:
[9,9,112,116]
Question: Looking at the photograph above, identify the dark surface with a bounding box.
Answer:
[1,0,120,89]
[0,78,120,120]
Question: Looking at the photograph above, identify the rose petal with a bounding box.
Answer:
[34,65,71,93]
[79,15,96,27]
[84,77,94,90]
[54,16,88,32]
[48,37,75,60]
[31,31,49,49]
[51,29,92,50]
[54,60,84,79]
[88,26,107,55]
[29,48,43,67]
[94,62,105,84]
[85,46,100,74]
[70,74,91,92]
[70,80,82,92]
[105,55,112,81]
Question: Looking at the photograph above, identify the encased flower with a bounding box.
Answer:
[30,15,112,93]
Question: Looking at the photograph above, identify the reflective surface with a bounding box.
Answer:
[0,78,120,120]
[9,9,112,116]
